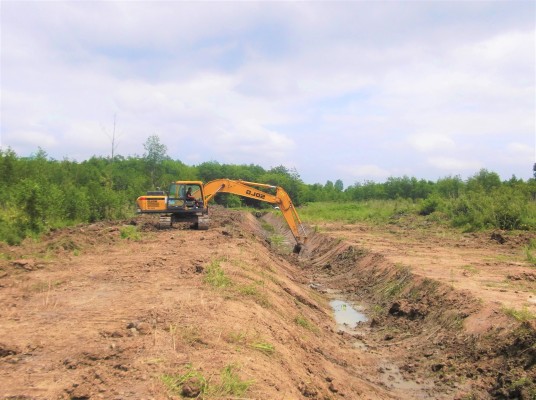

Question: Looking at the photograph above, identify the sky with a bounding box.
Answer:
[1,1,535,186]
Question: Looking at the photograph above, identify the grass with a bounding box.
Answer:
[204,258,231,288]
[294,314,318,333]
[503,306,536,322]
[250,341,275,355]
[460,265,479,275]
[299,200,415,224]
[162,363,253,398]
[161,364,208,396]
[119,225,141,241]
[525,239,536,267]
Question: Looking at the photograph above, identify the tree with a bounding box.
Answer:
[143,135,168,188]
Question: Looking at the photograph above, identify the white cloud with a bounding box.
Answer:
[427,156,481,171]
[336,164,392,181]
[1,1,534,183]
[408,134,456,152]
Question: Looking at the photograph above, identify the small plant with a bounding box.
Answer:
[119,225,141,241]
[460,265,479,275]
[214,364,254,397]
[161,364,208,396]
[250,341,275,355]
[503,306,536,322]
[525,239,536,267]
[270,234,285,247]
[162,364,253,398]
[294,314,318,332]
[261,221,275,233]
[204,258,232,288]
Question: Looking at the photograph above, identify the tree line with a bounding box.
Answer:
[1,136,535,244]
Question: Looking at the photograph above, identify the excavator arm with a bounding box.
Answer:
[203,179,307,252]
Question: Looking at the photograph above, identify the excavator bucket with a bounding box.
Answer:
[293,243,303,254]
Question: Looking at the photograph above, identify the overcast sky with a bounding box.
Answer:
[1,1,534,186]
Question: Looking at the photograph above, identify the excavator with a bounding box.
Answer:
[136,179,307,253]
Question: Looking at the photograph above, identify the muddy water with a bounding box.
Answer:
[329,299,367,328]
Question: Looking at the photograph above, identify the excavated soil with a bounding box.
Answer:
[0,207,535,399]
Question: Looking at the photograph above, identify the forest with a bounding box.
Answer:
[1,135,535,245]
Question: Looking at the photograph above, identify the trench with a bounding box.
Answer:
[259,211,536,400]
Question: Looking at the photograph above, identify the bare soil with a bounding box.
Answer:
[0,207,535,399]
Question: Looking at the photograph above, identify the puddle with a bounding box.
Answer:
[330,299,368,328]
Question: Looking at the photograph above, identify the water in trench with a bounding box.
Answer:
[330,299,368,329]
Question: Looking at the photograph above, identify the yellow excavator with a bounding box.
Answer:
[136,179,307,253]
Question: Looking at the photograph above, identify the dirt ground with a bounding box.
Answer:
[0,207,535,399]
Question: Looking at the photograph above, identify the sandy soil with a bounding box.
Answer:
[0,208,535,399]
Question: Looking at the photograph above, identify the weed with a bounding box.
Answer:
[226,331,247,344]
[162,364,253,398]
[503,306,536,322]
[261,221,275,233]
[30,279,63,292]
[236,282,271,308]
[460,265,479,275]
[525,241,536,267]
[213,364,254,397]
[119,225,141,241]
[294,314,318,333]
[180,325,204,346]
[269,234,285,247]
[204,258,231,288]
[161,364,208,396]
[250,341,275,355]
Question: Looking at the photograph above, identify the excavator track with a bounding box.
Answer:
[197,217,210,230]
[159,215,172,229]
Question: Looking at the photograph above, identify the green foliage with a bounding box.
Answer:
[119,225,141,241]
[503,306,536,322]
[204,258,232,288]
[299,200,414,224]
[162,364,253,398]
[214,364,254,396]
[294,314,318,332]
[525,239,536,267]
[250,341,275,355]
[1,143,534,245]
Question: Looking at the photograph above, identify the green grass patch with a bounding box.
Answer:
[204,258,232,288]
[261,220,275,233]
[525,239,536,267]
[503,306,536,322]
[119,225,141,241]
[294,314,318,333]
[299,200,415,224]
[214,364,254,397]
[250,341,275,355]
[162,363,253,398]
[161,364,208,396]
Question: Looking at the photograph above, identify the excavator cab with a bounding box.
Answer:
[167,183,204,209]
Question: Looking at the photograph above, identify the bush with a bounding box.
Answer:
[418,194,443,216]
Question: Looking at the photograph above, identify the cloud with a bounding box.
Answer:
[408,134,456,152]
[427,156,481,172]
[1,1,534,184]
[336,164,392,181]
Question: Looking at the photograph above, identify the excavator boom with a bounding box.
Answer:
[203,179,307,251]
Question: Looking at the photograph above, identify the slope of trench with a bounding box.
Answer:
[262,212,536,399]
